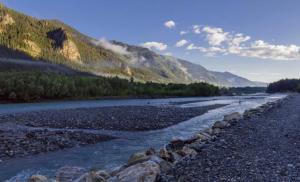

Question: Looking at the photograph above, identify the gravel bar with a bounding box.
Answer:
[0,129,114,160]
[0,104,225,131]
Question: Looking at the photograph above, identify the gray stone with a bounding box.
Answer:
[108,160,160,182]
[56,166,86,182]
[149,155,172,173]
[177,146,197,157]
[27,175,48,182]
[75,170,109,182]
[195,132,212,141]
[212,128,221,135]
[213,121,229,129]
[127,151,151,166]
[223,112,242,121]
[188,141,207,152]
[159,148,172,162]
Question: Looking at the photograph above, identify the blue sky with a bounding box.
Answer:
[2,0,300,82]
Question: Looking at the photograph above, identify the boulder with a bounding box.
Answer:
[187,141,207,152]
[145,148,156,156]
[107,160,160,182]
[56,166,86,182]
[167,139,185,151]
[195,132,212,142]
[93,170,111,179]
[213,121,229,129]
[183,136,198,144]
[127,151,151,166]
[76,170,110,182]
[27,175,48,182]
[149,155,172,173]
[212,128,221,135]
[223,112,242,121]
[110,166,127,177]
[159,148,172,162]
[169,151,182,162]
[177,146,197,157]
[203,128,214,135]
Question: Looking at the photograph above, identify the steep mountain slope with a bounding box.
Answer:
[113,41,266,87]
[178,60,266,87]
[0,4,265,87]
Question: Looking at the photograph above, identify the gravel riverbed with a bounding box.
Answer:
[0,104,224,161]
[0,104,225,131]
[160,94,300,181]
[0,129,113,161]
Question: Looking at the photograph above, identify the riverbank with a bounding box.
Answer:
[161,94,299,181]
[23,94,290,181]
[0,104,224,161]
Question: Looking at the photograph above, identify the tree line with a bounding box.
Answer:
[0,71,221,102]
[266,79,300,93]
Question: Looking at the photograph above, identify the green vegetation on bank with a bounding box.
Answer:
[221,87,266,95]
[267,79,300,93]
[0,71,220,102]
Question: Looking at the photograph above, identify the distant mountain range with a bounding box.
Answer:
[0,4,266,87]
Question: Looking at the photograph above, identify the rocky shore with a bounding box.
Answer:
[25,95,292,181]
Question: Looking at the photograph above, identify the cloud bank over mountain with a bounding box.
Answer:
[157,20,300,61]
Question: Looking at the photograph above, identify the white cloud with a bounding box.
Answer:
[202,26,229,46]
[230,33,251,46]
[92,38,130,55]
[175,39,188,47]
[236,40,300,60]
[164,20,176,29]
[186,44,226,56]
[193,25,201,34]
[180,30,188,35]
[141,41,168,51]
[164,52,172,56]
[183,24,300,61]
[186,44,207,52]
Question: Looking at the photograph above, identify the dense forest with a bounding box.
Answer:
[221,87,266,95]
[0,71,221,102]
[266,79,300,93]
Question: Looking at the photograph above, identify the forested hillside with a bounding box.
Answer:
[0,4,265,87]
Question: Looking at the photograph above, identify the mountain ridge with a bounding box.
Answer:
[0,4,266,87]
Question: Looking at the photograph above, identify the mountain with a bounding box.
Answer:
[0,4,265,87]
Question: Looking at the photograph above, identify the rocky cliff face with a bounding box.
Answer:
[47,28,81,62]
[21,40,41,58]
[0,13,14,33]
[59,39,81,62]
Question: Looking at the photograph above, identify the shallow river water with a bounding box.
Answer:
[0,94,286,181]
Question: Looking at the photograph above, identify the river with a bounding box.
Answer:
[0,94,286,181]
